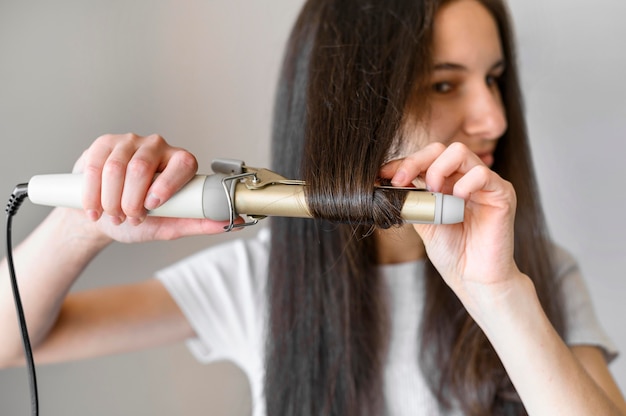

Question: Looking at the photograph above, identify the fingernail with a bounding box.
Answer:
[86,209,101,222]
[108,215,124,225]
[145,193,161,210]
[128,216,146,226]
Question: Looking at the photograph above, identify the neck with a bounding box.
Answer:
[375,224,425,265]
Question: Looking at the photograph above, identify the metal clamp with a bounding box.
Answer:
[220,172,260,232]
[211,158,304,231]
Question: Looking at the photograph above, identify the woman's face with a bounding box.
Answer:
[404,0,507,167]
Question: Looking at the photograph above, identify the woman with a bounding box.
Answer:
[1,0,624,415]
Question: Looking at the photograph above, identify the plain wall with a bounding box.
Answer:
[0,1,624,414]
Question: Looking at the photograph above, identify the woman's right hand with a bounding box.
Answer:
[2,133,230,368]
[71,133,233,243]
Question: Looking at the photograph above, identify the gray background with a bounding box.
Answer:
[0,0,624,414]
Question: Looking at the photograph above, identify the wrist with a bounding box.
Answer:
[459,272,539,334]
[46,207,114,253]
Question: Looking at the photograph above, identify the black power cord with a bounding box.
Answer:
[5,183,39,416]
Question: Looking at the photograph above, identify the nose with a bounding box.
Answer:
[462,82,507,141]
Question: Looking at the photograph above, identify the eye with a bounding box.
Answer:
[432,81,454,94]
[486,73,503,87]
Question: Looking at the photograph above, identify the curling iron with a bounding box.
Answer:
[26,158,465,230]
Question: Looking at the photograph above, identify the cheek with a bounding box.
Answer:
[425,104,463,145]
[393,103,466,159]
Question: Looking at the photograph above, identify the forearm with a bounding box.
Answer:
[0,208,112,366]
[470,275,624,415]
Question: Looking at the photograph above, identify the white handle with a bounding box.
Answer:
[27,174,217,219]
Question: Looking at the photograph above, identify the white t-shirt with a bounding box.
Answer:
[156,227,618,416]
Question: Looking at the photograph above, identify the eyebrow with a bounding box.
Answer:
[433,59,506,72]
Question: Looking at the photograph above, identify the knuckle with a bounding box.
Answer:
[174,150,198,171]
[404,152,420,163]
[123,132,141,141]
[94,133,114,145]
[82,163,102,178]
[427,141,447,153]
[102,158,126,176]
[470,165,494,183]
[473,164,491,176]
[126,157,152,177]
[95,133,135,145]
[504,179,516,197]
[145,134,167,148]
[447,141,470,155]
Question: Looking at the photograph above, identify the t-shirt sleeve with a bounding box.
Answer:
[553,244,618,362]
[155,228,270,368]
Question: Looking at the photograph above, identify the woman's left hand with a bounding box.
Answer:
[383,142,626,415]
[380,142,524,313]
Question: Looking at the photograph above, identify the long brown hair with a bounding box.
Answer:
[266,1,565,415]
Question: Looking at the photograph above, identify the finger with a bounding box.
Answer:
[144,148,198,210]
[149,216,245,240]
[452,164,515,206]
[81,135,119,221]
[435,172,465,196]
[72,150,88,174]
[381,142,447,187]
[119,138,169,221]
[423,142,484,193]
[100,139,139,223]
[378,159,402,179]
